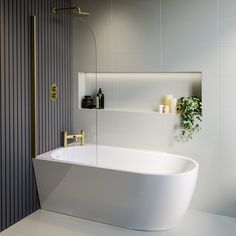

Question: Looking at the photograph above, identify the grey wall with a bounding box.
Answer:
[37,0,71,154]
[0,0,71,231]
[73,0,236,218]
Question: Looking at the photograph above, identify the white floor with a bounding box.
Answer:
[1,210,236,236]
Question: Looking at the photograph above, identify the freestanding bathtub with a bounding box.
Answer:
[33,144,199,231]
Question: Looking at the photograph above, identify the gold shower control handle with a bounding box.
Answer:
[50,83,58,102]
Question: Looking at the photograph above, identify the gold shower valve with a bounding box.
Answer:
[51,83,58,102]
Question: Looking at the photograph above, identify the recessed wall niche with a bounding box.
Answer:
[77,72,202,113]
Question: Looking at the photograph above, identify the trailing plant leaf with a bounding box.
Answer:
[176,96,202,140]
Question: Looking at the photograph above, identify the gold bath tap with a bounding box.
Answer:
[63,130,85,147]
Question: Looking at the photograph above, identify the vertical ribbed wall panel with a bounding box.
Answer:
[0,0,71,231]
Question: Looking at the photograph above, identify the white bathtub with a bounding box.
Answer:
[33,144,199,231]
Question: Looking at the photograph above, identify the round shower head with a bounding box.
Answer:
[73,11,90,17]
[72,7,90,17]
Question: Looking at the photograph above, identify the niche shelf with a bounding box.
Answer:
[78,108,179,115]
[77,72,202,114]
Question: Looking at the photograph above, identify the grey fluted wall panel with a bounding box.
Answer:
[0,0,71,231]
[36,0,71,154]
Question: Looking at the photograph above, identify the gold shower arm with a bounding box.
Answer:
[51,6,81,14]
[51,6,90,16]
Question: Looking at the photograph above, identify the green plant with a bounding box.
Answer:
[176,96,202,140]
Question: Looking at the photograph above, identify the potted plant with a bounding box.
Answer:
[176,96,202,140]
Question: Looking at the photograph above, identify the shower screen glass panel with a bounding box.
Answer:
[71,16,98,159]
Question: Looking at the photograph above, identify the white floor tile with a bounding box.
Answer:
[0,229,30,236]
[1,210,236,236]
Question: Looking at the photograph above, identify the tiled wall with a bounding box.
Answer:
[73,0,236,217]
[0,0,71,231]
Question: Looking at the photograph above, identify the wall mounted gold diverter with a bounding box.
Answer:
[50,83,58,102]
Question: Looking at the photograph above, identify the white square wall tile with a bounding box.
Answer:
[91,24,112,52]
[220,109,236,145]
[220,77,236,109]
[163,18,218,49]
[97,110,116,129]
[219,0,236,17]
[163,46,219,76]
[71,20,97,57]
[191,180,222,214]
[168,107,220,157]
[189,149,222,213]
[162,0,218,20]
[111,51,162,72]
[220,16,236,47]
[220,46,236,76]
[162,17,219,75]
[111,0,161,53]
[97,126,170,151]
[112,0,161,23]
[218,111,236,217]
[202,76,220,109]
[71,0,112,55]
[111,20,161,53]
[75,51,97,72]
[97,51,113,72]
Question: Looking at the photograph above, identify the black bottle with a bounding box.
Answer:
[98,88,104,109]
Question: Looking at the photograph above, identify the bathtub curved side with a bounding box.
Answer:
[33,158,198,231]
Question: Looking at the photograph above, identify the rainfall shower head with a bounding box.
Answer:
[51,6,90,17]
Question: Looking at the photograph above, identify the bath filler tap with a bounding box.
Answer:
[63,130,85,147]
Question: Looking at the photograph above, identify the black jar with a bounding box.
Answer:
[81,95,94,109]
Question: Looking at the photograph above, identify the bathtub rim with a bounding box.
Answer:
[35,143,199,177]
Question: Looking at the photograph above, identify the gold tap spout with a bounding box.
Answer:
[63,130,85,147]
